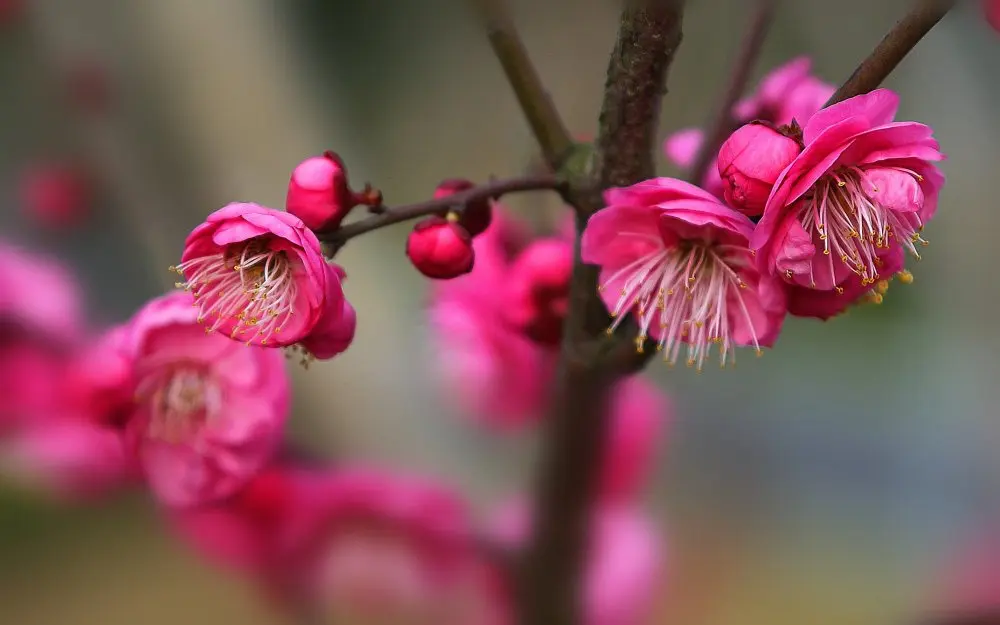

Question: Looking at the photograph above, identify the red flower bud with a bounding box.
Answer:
[406,216,475,279]
[18,164,91,229]
[433,178,493,237]
[286,152,358,231]
[504,238,573,345]
[717,123,801,217]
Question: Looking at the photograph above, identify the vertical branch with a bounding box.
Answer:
[516,3,686,625]
[469,0,574,169]
[826,0,957,105]
[688,0,777,185]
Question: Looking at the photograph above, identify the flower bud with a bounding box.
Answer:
[433,178,493,237]
[286,152,358,231]
[18,164,91,229]
[504,238,573,345]
[717,123,801,217]
[406,216,475,279]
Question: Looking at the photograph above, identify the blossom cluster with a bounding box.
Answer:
[592,59,945,369]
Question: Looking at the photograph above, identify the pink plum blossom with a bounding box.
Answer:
[663,128,725,199]
[598,376,671,503]
[717,122,802,217]
[489,500,666,625]
[285,152,360,232]
[276,468,501,624]
[582,178,787,370]
[0,243,84,343]
[174,202,353,360]
[733,57,835,127]
[430,208,557,428]
[502,237,573,346]
[751,89,945,305]
[116,291,290,507]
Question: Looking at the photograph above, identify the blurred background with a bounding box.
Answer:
[1,0,998,624]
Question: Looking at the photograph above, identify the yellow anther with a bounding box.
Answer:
[897,270,914,284]
[875,280,890,294]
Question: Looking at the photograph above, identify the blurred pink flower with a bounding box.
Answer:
[598,376,671,503]
[582,178,786,370]
[490,500,667,625]
[117,291,290,507]
[734,57,835,127]
[0,243,84,342]
[502,238,573,346]
[429,209,557,429]
[717,122,802,217]
[18,164,92,230]
[987,0,1000,33]
[174,202,352,359]
[751,89,945,303]
[0,418,135,501]
[662,128,725,199]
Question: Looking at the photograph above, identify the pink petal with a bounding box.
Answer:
[803,89,900,145]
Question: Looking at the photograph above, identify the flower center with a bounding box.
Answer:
[599,241,761,371]
[136,367,220,443]
[797,166,927,289]
[172,239,297,345]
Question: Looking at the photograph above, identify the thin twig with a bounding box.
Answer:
[688,0,777,185]
[317,174,564,254]
[826,0,957,106]
[469,0,574,169]
[517,3,687,625]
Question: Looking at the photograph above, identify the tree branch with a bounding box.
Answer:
[470,0,575,169]
[517,3,686,625]
[316,174,564,254]
[689,0,777,185]
[826,0,957,106]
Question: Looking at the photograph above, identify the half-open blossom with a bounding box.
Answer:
[583,178,787,370]
[286,152,367,232]
[717,122,802,217]
[278,469,498,625]
[117,292,290,507]
[173,202,352,359]
[502,238,573,345]
[598,376,671,503]
[490,500,666,625]
[406,216,475,279]
[430,209,556,428]
[734,56,835,127]
[434,178,493,237]
[18,164,91,230]
[752,89,945,299]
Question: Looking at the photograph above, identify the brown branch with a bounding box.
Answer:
[826,0,957,106]
[316,174,564,254]
[470,0,575,169]
[516,3,686,625]
[688,0,777,185]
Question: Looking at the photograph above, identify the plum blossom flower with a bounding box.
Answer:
[582,178,787,370]
[502,238,573,346]
[430,208,557,428]
[664,57,834,198]
[489,500,666,625]
[173,202,354,360]
[598,376,671,503]
[286,152,376,232]
[116,291,290,507]
[751,89,945,304]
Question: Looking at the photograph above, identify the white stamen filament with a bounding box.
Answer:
[171,240,298,346]
[600,241,761,371]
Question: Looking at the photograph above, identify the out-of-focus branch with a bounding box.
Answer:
[317,173,565,254]
[826,0,957,106]
[469,0,575,170]
[516,3,686,625]
[688,0,777,185]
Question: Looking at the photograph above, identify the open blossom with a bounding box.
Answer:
[490,501,666,625]
[734,57,835,127]
[582,178,787,370]
[598,376,670,503]
[430,208,557,428]
[502,238,573,346]
[116,292,290,507]
[751,89,945,304]
[277,469,499,625]
[173,202,354,359]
